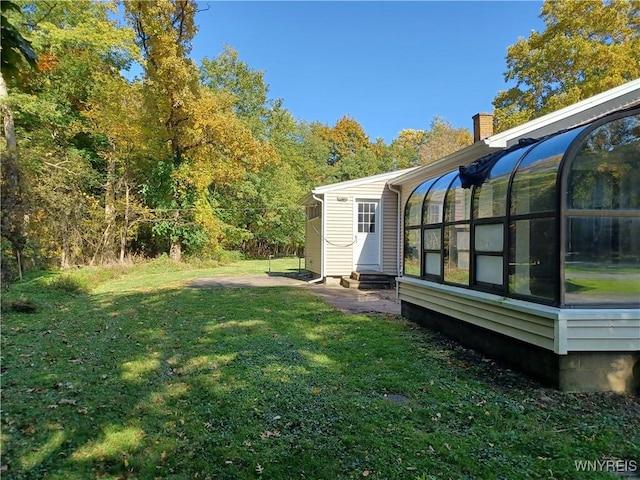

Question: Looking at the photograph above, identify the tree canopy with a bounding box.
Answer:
[493,0,640,131]
[4,0,636,282]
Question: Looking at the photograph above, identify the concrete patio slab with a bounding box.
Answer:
[188,274,401,315]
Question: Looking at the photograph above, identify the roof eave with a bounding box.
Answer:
[491,78,640,146]
[390,78,640,187]
[388,140,504,186]
[311,167,418,194]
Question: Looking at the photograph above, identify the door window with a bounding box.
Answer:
[358,202,376,233]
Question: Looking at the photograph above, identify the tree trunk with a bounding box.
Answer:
[120,182,130,263]
[103,155,117,262]
[61,215,70,269]
[169,207,182,262]
[1,74,17,151]
[0,71,25,280]
[169,241,181,262]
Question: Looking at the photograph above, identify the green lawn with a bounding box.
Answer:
[1,259,638,479]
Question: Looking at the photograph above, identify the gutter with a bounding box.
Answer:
[307,193,325,284]
[388,183,403,300]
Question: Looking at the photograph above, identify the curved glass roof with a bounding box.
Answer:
[403,107,640,308]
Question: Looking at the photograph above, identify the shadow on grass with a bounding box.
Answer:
[266,269,313,280]
[3,286,392,478]
[3,284,640,479]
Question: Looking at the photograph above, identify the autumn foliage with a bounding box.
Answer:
[1,0,637,280]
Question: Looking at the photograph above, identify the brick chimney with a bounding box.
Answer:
[472,112,494,142]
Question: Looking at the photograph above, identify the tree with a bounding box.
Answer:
[1,0,37,281]
[325,115,371,166]
[294,121,333,186]
[201,45,270,137]
[126,0,274,261]
[418,116,473,165]
[390,129,428,168]
[0,1,37,77]
[493,0,640,132]
[3,1,136,276]
[7,0,138,269]
[389,117,472,168]
[202,47,312,256]
[82,75,149,263]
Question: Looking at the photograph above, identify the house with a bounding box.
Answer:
[300,168,415,287]
[302,78,640,392]
[388,78,640,393]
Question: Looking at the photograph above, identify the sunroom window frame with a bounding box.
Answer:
[421,172,456,281]
[401,105,640,310]
[558,106,640,308]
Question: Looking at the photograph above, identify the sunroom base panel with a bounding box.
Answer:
[401,301,640,394]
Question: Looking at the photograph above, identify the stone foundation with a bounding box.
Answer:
[401,301,640,394]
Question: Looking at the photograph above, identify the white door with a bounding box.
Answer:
[354,199,381,271]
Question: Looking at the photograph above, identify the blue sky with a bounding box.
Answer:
[188,1,546,143]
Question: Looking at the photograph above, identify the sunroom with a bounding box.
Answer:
[398,106,640,392]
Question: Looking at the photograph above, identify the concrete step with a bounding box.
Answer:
[350,271,395,282]
[340,275,395,290]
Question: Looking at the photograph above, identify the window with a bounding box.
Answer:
[358,202,376,233]
[509,218,556,300]
[475,223,504,286]
[404,178,439,276]
[405,181,432,227]
[564,113,640,305]
[404,229,421,276]
[508,128,585,303]
[307,204,320,220]
[423,173,455,224]
[401,106,639,308]
[423,172,456,279]
[423,228,441,276]
[443,175,471,285]
[511,130,584,217]
[473,148,523,219]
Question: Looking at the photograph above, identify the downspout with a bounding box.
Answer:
[388,183,402,299]
[308,193,325,283]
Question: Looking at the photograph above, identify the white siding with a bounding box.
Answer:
[324,192,354,276]
[305,217,322,275]
[563,314,640,352]
[323,179,397,277]
[398,276,640,354]
[381,187,399,275]
[399,277,557,352]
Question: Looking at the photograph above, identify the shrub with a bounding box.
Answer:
[8,296,37,313]
[47,273,89,294]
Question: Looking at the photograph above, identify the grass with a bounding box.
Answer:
[1,259,639,479]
